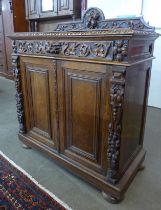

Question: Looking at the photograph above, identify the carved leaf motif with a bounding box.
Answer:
[64,43,77,56]
[107,71,125,184]
[113,40,128,62]
[12,55,26,134]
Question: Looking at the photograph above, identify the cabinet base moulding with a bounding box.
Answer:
[19,133,146,202]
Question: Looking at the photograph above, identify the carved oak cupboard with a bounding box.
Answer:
[10,8,159,203]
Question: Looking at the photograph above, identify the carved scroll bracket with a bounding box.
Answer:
[107,70,126,184]
[12,55,26,134]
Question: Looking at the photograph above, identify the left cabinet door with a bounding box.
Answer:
[20,57,58,150]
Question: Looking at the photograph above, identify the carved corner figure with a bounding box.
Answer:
[107,71,125,184]
[12,54,26,134]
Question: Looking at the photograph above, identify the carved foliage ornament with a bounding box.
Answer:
[107,71,125,184]
[113,40,128,62]
[56,8,154,32]
[13,40,114,60]
[12,55,25,134]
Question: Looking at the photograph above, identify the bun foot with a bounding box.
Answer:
[22,144,31,149]
[102,191,124,204]
[138,163,145,171]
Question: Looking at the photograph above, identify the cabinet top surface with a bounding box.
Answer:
[9,8,159,40]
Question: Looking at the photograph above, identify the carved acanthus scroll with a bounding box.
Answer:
[12,55,26,134]
[56,8,154,32]
[107,70,125,184]
[12,40,113,61]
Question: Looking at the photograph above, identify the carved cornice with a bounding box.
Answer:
[56,8,154,32]
[9,29,159,41]
[107,70,125,184]
[12,40,129,62]
[12,55,26,134]
[8,8,158,41]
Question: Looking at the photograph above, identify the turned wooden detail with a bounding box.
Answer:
[107,70,125,184]
[12,55,26,134]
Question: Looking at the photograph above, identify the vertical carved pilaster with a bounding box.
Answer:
[53,60,59,149]
[12,55,26,134]
[107,70,125,184]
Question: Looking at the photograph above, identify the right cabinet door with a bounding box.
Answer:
[57,61,110,174]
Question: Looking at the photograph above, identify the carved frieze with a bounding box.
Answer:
[13,40,115,61]
[107,70,125,184]
[12,55,26,134]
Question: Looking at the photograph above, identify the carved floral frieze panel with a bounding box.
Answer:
[12,40,129,62]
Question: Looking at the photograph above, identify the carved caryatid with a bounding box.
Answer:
[12,55,26,134]
[107,71,125,184]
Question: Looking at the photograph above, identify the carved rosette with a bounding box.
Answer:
[113,40,128,62]
[107,71,125,184]
[12,55,26,134]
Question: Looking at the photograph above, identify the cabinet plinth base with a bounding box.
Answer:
[18,133,146,204]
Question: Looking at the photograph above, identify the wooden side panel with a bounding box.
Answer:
[119,61,152,174]
[58,61,110,174]
[20,57,58,150]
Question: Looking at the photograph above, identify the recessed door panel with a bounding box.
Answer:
[20,57,58,150]
[26,66,51,138]
[58,61,110,174]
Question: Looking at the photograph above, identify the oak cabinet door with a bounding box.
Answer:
[57,61,110,174]
[20,57,58,150]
